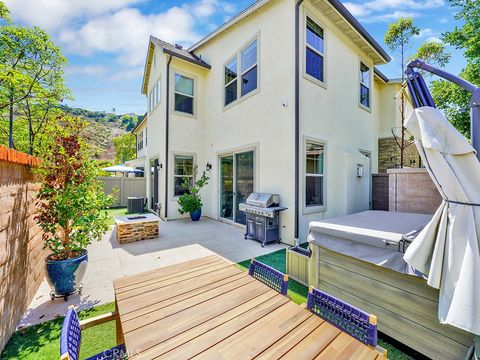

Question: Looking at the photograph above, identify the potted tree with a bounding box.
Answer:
[35,121,113,300]
[177,164,209,221]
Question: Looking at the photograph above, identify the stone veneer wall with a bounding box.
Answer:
[0,146,46,351]
[378,137,422,173]
[388,168,442,214]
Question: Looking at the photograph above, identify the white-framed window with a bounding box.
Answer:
[305,16,325,83]
[174,74,194,115]
[155,79,161,105]
[137,131,144,151]
[304,140,325,209]
[359,61,371,109]
[173,155,194,196]
[224,37,258,107]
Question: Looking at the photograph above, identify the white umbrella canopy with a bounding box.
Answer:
[102,164,143,173]
[403,106,480,336]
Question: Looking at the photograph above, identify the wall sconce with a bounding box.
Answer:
[206,162,212,171]
[157,163,163,171]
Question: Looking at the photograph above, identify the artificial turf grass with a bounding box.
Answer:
[237,248,415,360]
[1,302,117,360]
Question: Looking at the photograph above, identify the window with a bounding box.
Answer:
[241,40,258,96]
[174,155,194,196]
[137,131,144,151]
[305,17,324,82]
[155,79,161,105]
[174,74,194,114]
[224,58,238,106]
[359,62,371,108]
[305,141,325,208]
[224,38,258,106]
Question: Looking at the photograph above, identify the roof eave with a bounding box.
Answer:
[162,48,211,69]
[326,0,391,64]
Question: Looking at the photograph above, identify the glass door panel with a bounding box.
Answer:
[234,150,254,225]
[220,155,234,221]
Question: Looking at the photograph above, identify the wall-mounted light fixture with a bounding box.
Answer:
[157,163,163,171]
[206,162,212,171]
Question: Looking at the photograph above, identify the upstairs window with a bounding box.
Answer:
[224,58,238,106]
[359,62,371,108]
[305,17,324,82]
[173,155,193,196]
[174,74,194,115]
[241,40,258,96]
[224,38,258,106]
[305,141,325,208]
[137,131,144,151]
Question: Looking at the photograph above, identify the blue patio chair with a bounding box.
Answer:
[307,286,378,348]
[248,258,289,295]
[60,306,127,360]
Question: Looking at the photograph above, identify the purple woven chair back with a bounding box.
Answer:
[248,259,289,295]
[307,287,377,347]
[60,307,81,360]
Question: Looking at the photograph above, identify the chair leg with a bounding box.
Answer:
[115,297,124,345]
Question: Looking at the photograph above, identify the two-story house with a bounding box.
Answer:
[128,0,402,245]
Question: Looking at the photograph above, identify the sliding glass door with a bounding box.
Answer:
[219,150,255,225]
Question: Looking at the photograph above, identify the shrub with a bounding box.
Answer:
[35,119,114,260]
[177,164,209,215]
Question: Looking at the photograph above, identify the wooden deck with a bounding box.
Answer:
[113,255,386,360]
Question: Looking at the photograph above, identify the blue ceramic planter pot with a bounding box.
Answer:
[45,250,88,297]
[190,208,202,221]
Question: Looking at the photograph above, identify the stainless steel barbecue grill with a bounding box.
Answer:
[239,193,287,247]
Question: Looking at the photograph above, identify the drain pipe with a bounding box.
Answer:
[294,0,304,243]
[164,54,172,219]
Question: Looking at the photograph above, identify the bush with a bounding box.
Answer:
[35,119,114,260]
[177,165,209,215]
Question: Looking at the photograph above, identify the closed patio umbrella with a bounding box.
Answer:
[403,106,480,338]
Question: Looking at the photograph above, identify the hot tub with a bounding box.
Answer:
[308,210,471,360]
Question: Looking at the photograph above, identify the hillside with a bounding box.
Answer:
[61,106,143,161]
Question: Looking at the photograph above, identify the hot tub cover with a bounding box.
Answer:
[308,210,431,275]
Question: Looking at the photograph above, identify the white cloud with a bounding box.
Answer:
[3,0,144,30]
[427,36,443,43]
[344,0,444,22]
[65,65,108,76]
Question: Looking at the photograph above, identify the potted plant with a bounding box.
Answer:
[35,121,113,300]
[177,164,209,221]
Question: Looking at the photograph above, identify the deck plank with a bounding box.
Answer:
[120,268,244,318]
[114,255,222,288]
[191,302,311,359]
[114,257,386,360]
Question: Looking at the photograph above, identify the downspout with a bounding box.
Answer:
[294,0,304,242]
[165,54,173,219]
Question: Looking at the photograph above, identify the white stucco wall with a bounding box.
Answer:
[140,0,397,244]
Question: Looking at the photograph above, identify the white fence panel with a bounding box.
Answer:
[97,177,146,207]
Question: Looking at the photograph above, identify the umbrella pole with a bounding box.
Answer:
[472,99,480,159]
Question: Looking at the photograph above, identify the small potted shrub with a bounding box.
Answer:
[177,165,209,221]
[35,121,113,300]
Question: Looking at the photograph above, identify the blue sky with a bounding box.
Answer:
[4,0,466,115]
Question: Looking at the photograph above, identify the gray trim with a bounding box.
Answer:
[165,55,173,219]
[374,67,389,83]
[162,48,211,69]
[294,0,305,241]
[326,0,391,62]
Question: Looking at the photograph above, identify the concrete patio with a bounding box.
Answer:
[20,218,286,328]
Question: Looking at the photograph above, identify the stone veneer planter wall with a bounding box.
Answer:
[0,146,47,352]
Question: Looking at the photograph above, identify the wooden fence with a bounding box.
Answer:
[97,177,146,207]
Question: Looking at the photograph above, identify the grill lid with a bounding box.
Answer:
[245,193,280,208]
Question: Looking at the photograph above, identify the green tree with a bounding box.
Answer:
[0,1,67,148]
[112,133,136,164]
[384,17,420,168]
[429,0,480,139]
[413,41,451,69]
